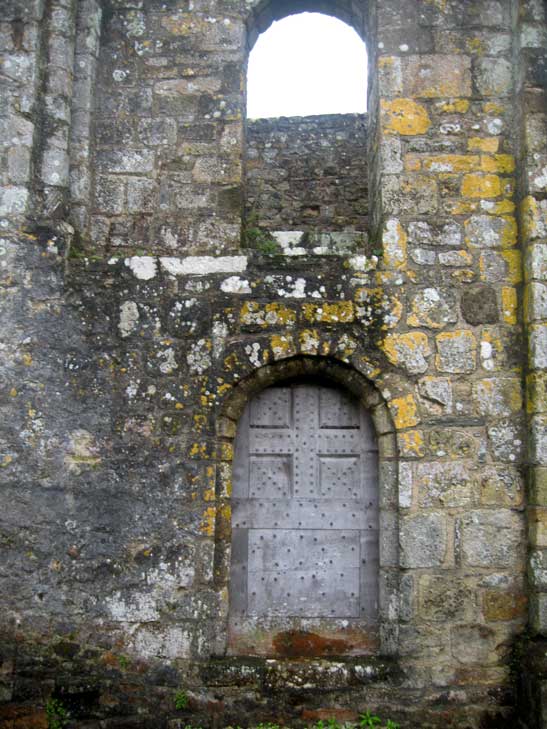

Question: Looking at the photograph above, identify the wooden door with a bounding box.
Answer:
[229,381,379,655]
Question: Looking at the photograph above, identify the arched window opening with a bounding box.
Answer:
[243,10,369,254]
[247,13,367,119]
[228,378,379,657]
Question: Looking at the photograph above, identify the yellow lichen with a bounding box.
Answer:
[270,334,296,359]
[461,174,502,198]
[399,430,426,458]
[381,99,432,136]
[502,287,518,325]
[502,250,522,284]
[480,154,515,174]
[483,101,505,115]
[390,394,420,429]
[382,219,408,270]
[422,154,480,173]
[468,137,499,153]
[200,507,216,536]
[302,302,354,324]
[438,99,470,113]
[299,329,321,354]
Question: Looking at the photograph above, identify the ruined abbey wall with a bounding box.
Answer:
[245,114,368,235]
[0,1,546,728]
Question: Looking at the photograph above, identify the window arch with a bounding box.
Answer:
[247,13,367,119]
[243,2,370,252]
[246,0,367,50]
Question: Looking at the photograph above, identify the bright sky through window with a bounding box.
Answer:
[247,13,367,119]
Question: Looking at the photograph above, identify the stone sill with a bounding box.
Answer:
[200,656,400,692]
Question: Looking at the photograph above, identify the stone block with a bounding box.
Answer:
[382,331,431,374]
[407,287,457,329]
[528,373,547,415]
[127,177,158,213]
[479,465,523,507]
[416,460,475,508]
[403,55,472,98]
[461,173,502,198]
[531,415,547,464]
[458,509,523,567]
[7,145,30,184]
[438,250,473,266]
[400,513,447,568]
[418,376,453,415]
[419,574,474,622]
[529,593,547,635]
[482,590,527,621]
[487,418,525,463]
[527,282,547,322]
[41,147,69,187]
[473,377,522,417]
[530,324,547,369]
[522,197,547,242]
[527,243,547,281]
[435,330,477,373]
[529,549,547,589]
[0,186,28,216]
[381,98,432,135]
[98,148,155,174]
[95,175,126,215]
[464,214,517,248]
[451,624,499,665]
[392,175,439,215]
[474,57,512,97]
[461,284,499,325]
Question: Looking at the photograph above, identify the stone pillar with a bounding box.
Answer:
[69,0,102,236]
[369,0,527,693]
[89,3,246,255]
[0,0,46,227]
[519,0,547,636]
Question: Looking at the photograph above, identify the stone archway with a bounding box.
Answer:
[215,356,399,658]
[246,0,368,49]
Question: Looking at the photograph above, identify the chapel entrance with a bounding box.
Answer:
[228,379,379,656]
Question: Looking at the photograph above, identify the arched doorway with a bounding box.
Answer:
[228,377,379,656]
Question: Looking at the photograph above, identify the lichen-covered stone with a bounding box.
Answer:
[435,330,477,373]
[400,513,447,568]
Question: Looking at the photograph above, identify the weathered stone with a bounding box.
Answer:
[435,330,477,373]
[400,513,447,568]
[416,460,474,508]
[451,624,499,665]
[403,55,472,98]
[382,331,431,374]
[458,510,523,568]
[419,575,474,622]
[407,287,457,329]
[461,284,499,325]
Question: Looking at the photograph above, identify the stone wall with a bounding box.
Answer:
[245,114,368,235]
[0,0,544,728]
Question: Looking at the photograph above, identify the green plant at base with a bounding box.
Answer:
[359,711,382,728]
[385,721,400,729]
[242,208,280,254]
[117,654,129,669]
[45,698,69,729]
[256,723,281,729]
[175,689,189,710]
